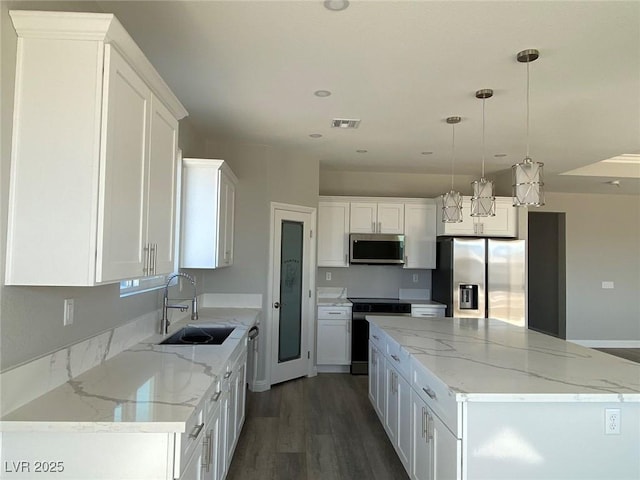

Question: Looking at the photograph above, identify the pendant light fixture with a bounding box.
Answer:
[441,116,463,223]
[471,88,496,217]
[512,49,545,207]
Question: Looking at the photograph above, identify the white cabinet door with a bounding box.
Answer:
[479,197,517,237]
[180,159,238,269]
[216,388,230,480]
[317,320,351,365]
[404,203,437,269]
[435,197,475,237]
[350,202,378,233]
[378,203,405,233]
[97,45,150,283]
[350,201,404,233]
[431,409,459,480]
[411,390,432,480]
[217,169,236,266]
[369,342,382,419]
[385,366,399,445]
[318,201,350,267]
[147,95,179,276]
[180,443,204,480]
[397,373,412,471]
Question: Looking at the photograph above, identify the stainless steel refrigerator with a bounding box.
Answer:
[432,237,525,326]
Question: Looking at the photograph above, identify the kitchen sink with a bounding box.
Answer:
[159,325,235,345]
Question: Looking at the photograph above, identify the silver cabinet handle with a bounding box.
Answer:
[327,312,342,315]
[211,391,222,402]
[202,432,211,471]
[143,244,150,275]
[422,406,427,439]
[378,221,382,232]
[150,243,157,275]
[391,354,400,362]
[371,222,376,232]
[347,321,350,334]
[422,386,437,400]
[427,413,434,441]
[189,422,205,439]
[224,370,232,379]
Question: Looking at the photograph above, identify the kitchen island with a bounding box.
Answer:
[368,315,640,480]
[0,308,260,479]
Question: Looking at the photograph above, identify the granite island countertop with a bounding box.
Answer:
[0,308,260,433]
[370,315,640,402]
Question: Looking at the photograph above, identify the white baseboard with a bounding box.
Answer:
[569,340,640,348]
[249,379,271,392]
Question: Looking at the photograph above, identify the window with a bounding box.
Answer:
[119,275,167,297]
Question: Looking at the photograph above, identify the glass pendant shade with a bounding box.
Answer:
[471,178,496,216]
[512,157,545,206]
[442,190,463,223]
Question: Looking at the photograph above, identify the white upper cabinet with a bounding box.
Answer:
[435,196,517,237]
[350,201,404,234]
[403,202,437,269]
[180,159,238,269]
[317,201,350,267]
[4,11,187,286]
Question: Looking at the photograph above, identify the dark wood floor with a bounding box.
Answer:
[227,374,409,480]
[595,348,640,363]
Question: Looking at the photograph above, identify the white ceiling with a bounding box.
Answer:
[97,0,640,194]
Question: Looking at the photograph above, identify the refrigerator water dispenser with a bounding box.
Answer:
[459,284,478,310]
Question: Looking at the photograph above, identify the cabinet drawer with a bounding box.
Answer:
[385,335,411,380]
[411,357,459,437]
[411,306,446,317]
[176,403,206,477]
[318,306,351,320]
[369,323,384,349]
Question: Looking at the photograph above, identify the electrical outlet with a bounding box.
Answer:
[326,272,332,281]
[412,274,419,283]
[602,281,614,289]
[63,298,74,326]
[605,408,621,434]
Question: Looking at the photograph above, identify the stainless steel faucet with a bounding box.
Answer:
[161,273,199,334]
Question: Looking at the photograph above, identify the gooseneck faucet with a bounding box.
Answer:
[161,273,199,334]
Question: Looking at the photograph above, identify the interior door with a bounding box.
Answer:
[270,207,313,385]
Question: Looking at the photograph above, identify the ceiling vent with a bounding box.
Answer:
[331,118,361,129]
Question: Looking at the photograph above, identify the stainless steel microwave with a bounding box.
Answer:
[349,234,405,265]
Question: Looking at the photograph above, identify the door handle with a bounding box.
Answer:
[273,301,280,309]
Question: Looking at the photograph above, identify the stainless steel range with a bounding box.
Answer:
[348,298,411,374]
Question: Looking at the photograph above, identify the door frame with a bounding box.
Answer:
[266,202,317,386]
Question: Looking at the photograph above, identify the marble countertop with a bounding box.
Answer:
[317,297,352,307]
[0,308,260,432]
[371,316,640,402]
[405,300,445,307]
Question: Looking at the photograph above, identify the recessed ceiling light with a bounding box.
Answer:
[421,151,433,155]
[309,133,323,138]
[314,90,331,97]
[356,149,368,153]
[494,153,507,158]
[324,0,349,11]
[606,180,621,187]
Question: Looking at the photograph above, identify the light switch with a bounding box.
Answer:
[326,272,332,281]
[602,281,614,289]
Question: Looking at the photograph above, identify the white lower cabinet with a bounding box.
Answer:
[317,306,352,368]
[410,389,459,480]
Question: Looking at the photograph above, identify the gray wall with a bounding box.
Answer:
[0,2,206,371]
[320,169,478,198]
[530,192,640,341]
